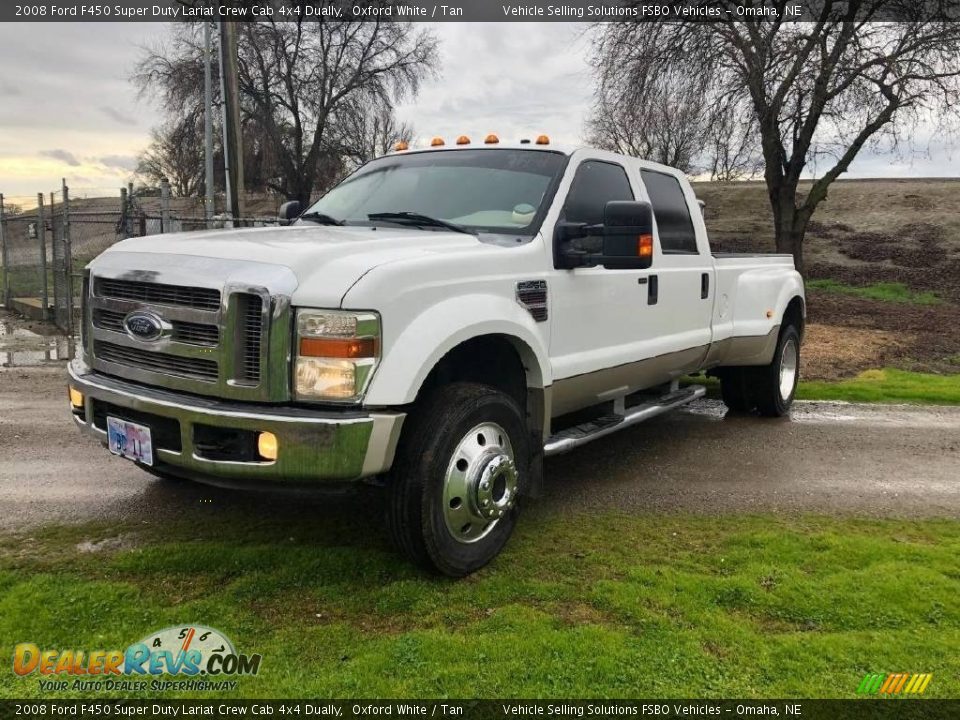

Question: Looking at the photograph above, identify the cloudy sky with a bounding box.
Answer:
[0,22,955,205]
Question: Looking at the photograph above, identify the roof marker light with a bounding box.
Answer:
[430,137,445,147]
[456,135,471,145]
[484,134,499,144]
[393,141,409,151]
[535,135,550,145]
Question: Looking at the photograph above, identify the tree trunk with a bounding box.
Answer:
[770,187,807,276]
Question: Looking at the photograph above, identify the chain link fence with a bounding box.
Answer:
[1,180,291,335]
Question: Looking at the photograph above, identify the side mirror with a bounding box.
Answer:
[601,200,654,270]
[278,200,302,226]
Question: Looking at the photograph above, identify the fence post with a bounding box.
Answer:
[160,178,171,233]
[0,193,8,308]
[120,186,129,239]
[37,193,49,318]
[62,179,74,334]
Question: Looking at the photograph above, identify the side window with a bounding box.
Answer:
[641,169,698,253]
[562,160,634,226]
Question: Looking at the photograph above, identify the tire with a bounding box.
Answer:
[720,367,756,413]
[753,324,801,417]
[386,382,529,577]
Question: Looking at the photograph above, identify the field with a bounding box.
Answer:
[695,178,960,382]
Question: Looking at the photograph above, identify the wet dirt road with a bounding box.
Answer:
[0,365,958,531]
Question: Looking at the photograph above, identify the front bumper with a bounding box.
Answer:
[68,360,405,487]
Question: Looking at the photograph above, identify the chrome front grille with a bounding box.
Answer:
[235,294,263,384]
[95,278,221,311]
[95,340,219,382]
[85,271,283,401]
[93,308,219,347]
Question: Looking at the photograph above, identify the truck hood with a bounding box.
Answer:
[99,224,480,306]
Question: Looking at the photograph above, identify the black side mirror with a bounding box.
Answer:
[601,200,654,270]
[278,200,302,225]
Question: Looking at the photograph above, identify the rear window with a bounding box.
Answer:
[641,170,698,254]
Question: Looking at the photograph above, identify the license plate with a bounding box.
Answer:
[107,416,154,466]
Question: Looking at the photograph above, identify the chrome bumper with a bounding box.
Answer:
[68,360,405,487]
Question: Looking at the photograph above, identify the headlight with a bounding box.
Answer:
[294,309,380,402]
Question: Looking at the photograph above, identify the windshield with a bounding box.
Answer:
[302,149,566,235]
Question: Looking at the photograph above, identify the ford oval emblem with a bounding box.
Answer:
[123,311,164,342]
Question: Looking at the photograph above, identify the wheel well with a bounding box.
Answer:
[417,335,529,411]
[783,296,805,340]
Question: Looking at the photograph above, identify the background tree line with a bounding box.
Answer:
[137,5,960,272]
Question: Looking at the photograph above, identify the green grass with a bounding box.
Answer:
[797,369,960,404]
[1,512,958,699]
[685,369,960,405]
[806,279,941,305]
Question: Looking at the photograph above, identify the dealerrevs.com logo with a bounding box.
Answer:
[13,625,261,693]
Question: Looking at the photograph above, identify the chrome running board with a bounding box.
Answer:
[543,384,706,456]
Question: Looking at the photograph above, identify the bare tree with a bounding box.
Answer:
[597,4,960,272]
[134,18,436,204]
[587,43,724,174]
[333,96,415,168]
[135,115,206,196]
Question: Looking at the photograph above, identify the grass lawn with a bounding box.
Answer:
[806,280,941,305]
[685,369,960,406]
[1,511,957,699]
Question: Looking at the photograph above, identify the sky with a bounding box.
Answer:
[0,21,955,205]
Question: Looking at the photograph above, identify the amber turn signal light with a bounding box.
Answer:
[299,337,378,359]
[69,386,84,409]
[637,233,654,258]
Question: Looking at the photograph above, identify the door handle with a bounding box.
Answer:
[648,275,658,305]
[701,273,710,299]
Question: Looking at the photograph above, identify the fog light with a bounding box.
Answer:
[257,432,278,461]
[69,386,84,409]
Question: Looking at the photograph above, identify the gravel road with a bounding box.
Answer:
[0,365,957,531]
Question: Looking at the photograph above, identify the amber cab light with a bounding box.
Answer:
[535,135,550,145]
[393,140,409,151]
[484,134,499,144]
[430,137,445,147]
[456,135,470,145]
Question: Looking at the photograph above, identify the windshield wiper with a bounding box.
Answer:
[368,211,476,236]
[298,212,344,226]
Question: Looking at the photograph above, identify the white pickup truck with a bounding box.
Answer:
[69,138,804,575]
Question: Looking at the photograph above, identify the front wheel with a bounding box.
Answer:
[386,382,529,577]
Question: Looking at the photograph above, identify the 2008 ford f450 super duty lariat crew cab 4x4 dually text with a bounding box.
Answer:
[68,137,804,575]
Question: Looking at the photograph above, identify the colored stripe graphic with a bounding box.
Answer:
[859,672,932,695]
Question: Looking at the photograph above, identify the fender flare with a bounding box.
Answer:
[363,293,552,407]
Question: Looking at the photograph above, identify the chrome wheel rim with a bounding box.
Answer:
[442,422,518,544]
[779,337,798,401]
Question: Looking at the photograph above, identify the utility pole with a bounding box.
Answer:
[218,19,245,224]
[203,20,215,227]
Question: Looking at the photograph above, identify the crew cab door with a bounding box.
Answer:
[637,168,714,369]
[547,157,658,416]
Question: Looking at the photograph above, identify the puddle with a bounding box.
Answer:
[75,533,140,554]
[0,321,74,367]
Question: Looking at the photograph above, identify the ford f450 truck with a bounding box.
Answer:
[68,139,804,575]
